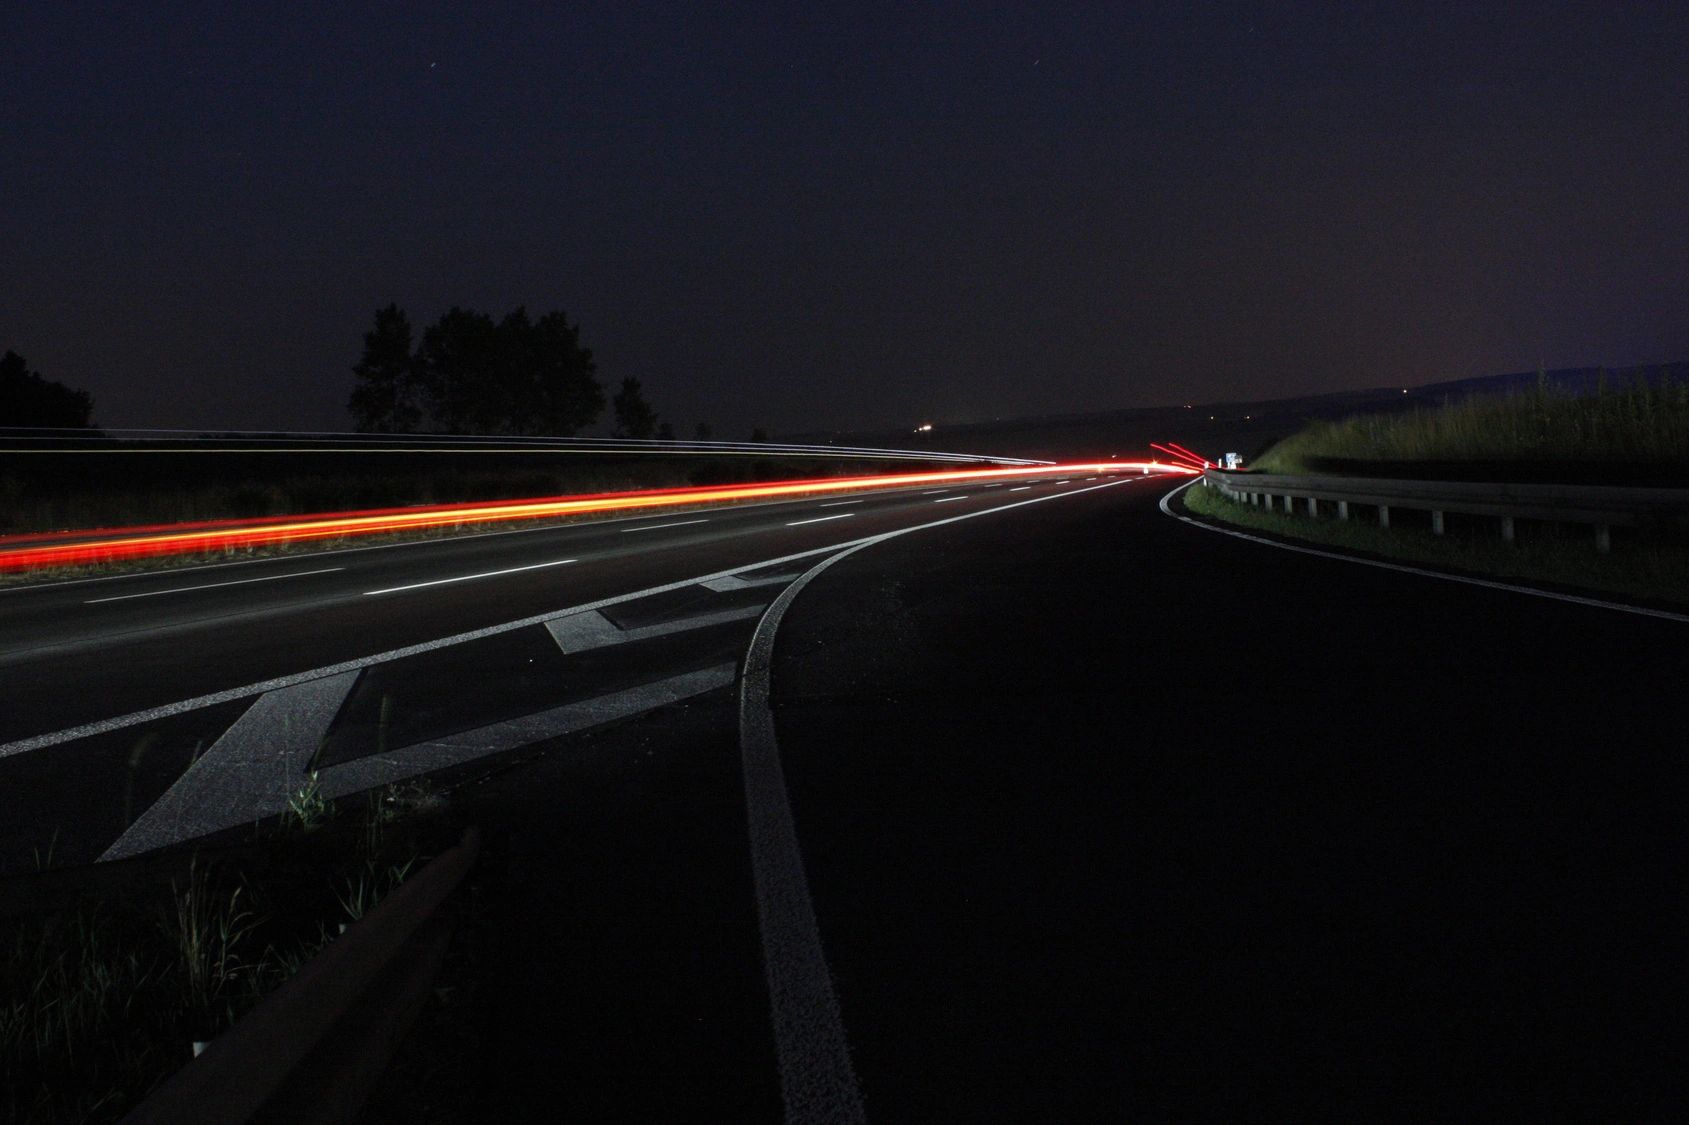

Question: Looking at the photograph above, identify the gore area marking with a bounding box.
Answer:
[101,672,359,860]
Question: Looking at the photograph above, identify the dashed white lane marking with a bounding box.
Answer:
[101,671,359,860]
[84,567,345,605]
[1160,479,1689,625]
[933,495,967,503]
[1009,486,1032,492]
[544,604,767,653]
[620,518,710,533]
[1054,479,1071,483]
[787,514,855,527]
[362,557,576,596]
[817,500,861,508]
[921,489,950,495]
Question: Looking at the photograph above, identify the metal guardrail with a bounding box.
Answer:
[124,826,481,1125]
[1204,469,1689,553]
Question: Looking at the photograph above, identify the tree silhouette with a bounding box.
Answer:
[0,350,96,429]
[527,309,604,435]
[415,307,500,434]
[347,305,420,432]
[398,305,604,435]
[611,377,658,439]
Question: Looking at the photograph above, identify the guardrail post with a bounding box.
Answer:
[1307,497,1318,518]
[1501,516,1515,542]
[1431,510,1444,535]
[1378,505,1390,528]
[1595,524,1611,553]
[1336,501,1348,520]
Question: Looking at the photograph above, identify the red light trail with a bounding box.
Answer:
[1149,442,1208,470]
[0,461,1195,573]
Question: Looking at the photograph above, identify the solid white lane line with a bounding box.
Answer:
[85,567,345,605]
[620,518,710,533]
[1159,479,1689,625]
[741,575,868,1124]
[362,558,575,596]
[739,474,1139,1122]
[817,499,862,508]
[787,514,854,526]
[933,495,967,503]
[1009,486,1032,492]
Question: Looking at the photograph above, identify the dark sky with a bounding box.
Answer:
[6,2,1688,435]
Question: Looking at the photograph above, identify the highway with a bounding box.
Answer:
[0,470,1134,869]
[4,472,1684,1117]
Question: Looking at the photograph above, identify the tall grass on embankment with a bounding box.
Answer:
[1254,372,1689,479]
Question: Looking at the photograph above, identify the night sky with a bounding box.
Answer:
[6,3,1688,436]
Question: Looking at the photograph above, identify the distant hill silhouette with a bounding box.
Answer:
[787,362,1689,462]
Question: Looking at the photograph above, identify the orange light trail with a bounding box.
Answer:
[0,461,1194,573]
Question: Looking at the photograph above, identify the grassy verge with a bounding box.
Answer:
[1255,373,1689,476]
[2,783,459,1123]
[1181,479,1689,610]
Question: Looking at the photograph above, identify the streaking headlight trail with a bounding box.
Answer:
[0,462,1195,573]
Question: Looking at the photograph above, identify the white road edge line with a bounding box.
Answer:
[362,558,575,596]
[787,514,854,526]
[0,476,1140,759]
[1159,479,1689,625]
[738,473,1137,1124]
[620,518,710,533]
[85,566,344,605]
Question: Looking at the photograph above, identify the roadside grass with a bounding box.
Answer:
[1,780,450,1123]
[1181,479,1689,610]
[1254,372,1689,473]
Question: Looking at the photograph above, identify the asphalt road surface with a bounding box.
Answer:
[6,475,1685,1118]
